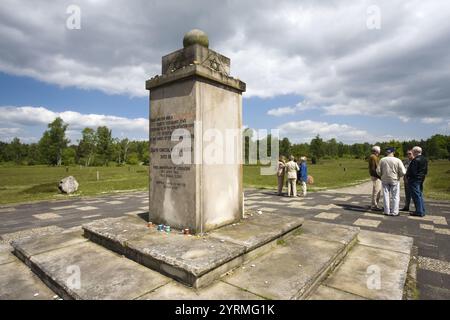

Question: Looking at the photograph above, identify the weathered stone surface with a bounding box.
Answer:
[324,244,411,300]
[209,213,304,250]
[12,230,87,261]
[357,230,413,255]
[84,216,246,287]
[25,241,171,300]
[146,31,246,234]
[58,176,79,194]
[82,216,153,247]
[0,260,55,300]
[308,285,366,300]
[139,281,263,300]
[183,29,209,48]
[222,233,351,300]
[0,243,15,265]
[0,225,64,244]
[83,213,303,288]
[300,220,360,246]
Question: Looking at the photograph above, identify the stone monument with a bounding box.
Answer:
[146,29,246,234]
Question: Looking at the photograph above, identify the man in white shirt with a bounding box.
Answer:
[285,155,299,197]
[376,147,407,216]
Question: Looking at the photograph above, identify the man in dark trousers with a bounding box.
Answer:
[406,146,428,217]
[401,150,414,211]
[368,146,382,210]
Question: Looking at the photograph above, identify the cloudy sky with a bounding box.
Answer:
[0,0,449,144]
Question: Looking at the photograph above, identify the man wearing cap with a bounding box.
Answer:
[376,147,407,216]
[368,146,382,210]
[406,146,428,217]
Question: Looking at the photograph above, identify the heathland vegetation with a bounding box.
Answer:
[0,118,449,204]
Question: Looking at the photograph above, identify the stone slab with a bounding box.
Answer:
[23,241,171,300]
[139,281,263,300]
[0,225,64,244]
[358,230,413,255]
[314,212,341,220]
[353,218,381,228]
[0,260,56,300]
[222,231,354,300]
[325,244,411,300]
[83,213,303,288]
[0,243,15,265]
[83,216,246,287]
[300,220,359,246]
[308,285,366,300]
[12,229,87,260]
[209,213,304,250]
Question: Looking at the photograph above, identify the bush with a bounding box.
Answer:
[127,153,139,165]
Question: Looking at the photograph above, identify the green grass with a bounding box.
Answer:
[0,159,448,205]
[423,160,450,201]
[0,165,148,205]
[243,158,370,191]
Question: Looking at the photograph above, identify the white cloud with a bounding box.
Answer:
[267,100,316,117]
[0,106,148,142]
[421,117,444,124]
[267,106,297,117]
[277,120,371,143]
[0,0,449,122]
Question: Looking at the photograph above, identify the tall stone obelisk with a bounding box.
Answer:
[146,30,246,234]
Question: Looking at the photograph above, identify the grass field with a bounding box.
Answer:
[423,160,450,201]
[243,158,369,191]
[0,159,448,205]
[0,165,148,205]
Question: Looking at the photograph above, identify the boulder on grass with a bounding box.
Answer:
[58,176,79,194]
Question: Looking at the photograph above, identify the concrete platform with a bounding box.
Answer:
[138,281,263,300]
[0,260,56,300]
[309,230,414,300]
[1,225,64,244]
[0,243,15,265]
[308,285,367,300]
[11,231,172,299]
[221,221,359,299]
[0,244,56,300]
[13,229,87,262]
[82,213,304,288]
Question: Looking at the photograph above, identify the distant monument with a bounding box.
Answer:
[146,29,246,234]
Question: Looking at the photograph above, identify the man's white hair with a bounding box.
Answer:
[412,146,422,154]
[372,146,381,153]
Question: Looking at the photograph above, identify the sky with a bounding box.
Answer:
[0,0,449,145]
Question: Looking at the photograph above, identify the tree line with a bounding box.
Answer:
[244,130,449,164]
[1,118,448,166]
[0,117,149,166]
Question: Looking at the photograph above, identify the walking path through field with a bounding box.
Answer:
[1,183,449,299]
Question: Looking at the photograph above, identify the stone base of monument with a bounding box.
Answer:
[5,216,414,300]
[81,213,305,288]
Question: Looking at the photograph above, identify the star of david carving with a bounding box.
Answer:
[209,58,220,71]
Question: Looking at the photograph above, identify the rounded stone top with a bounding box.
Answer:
[183,29,209,48]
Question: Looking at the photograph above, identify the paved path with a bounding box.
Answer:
[0,192,149,235]
[1,186,449,299]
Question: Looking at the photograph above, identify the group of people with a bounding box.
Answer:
[369,145,428,217]
[277,155,308,197]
